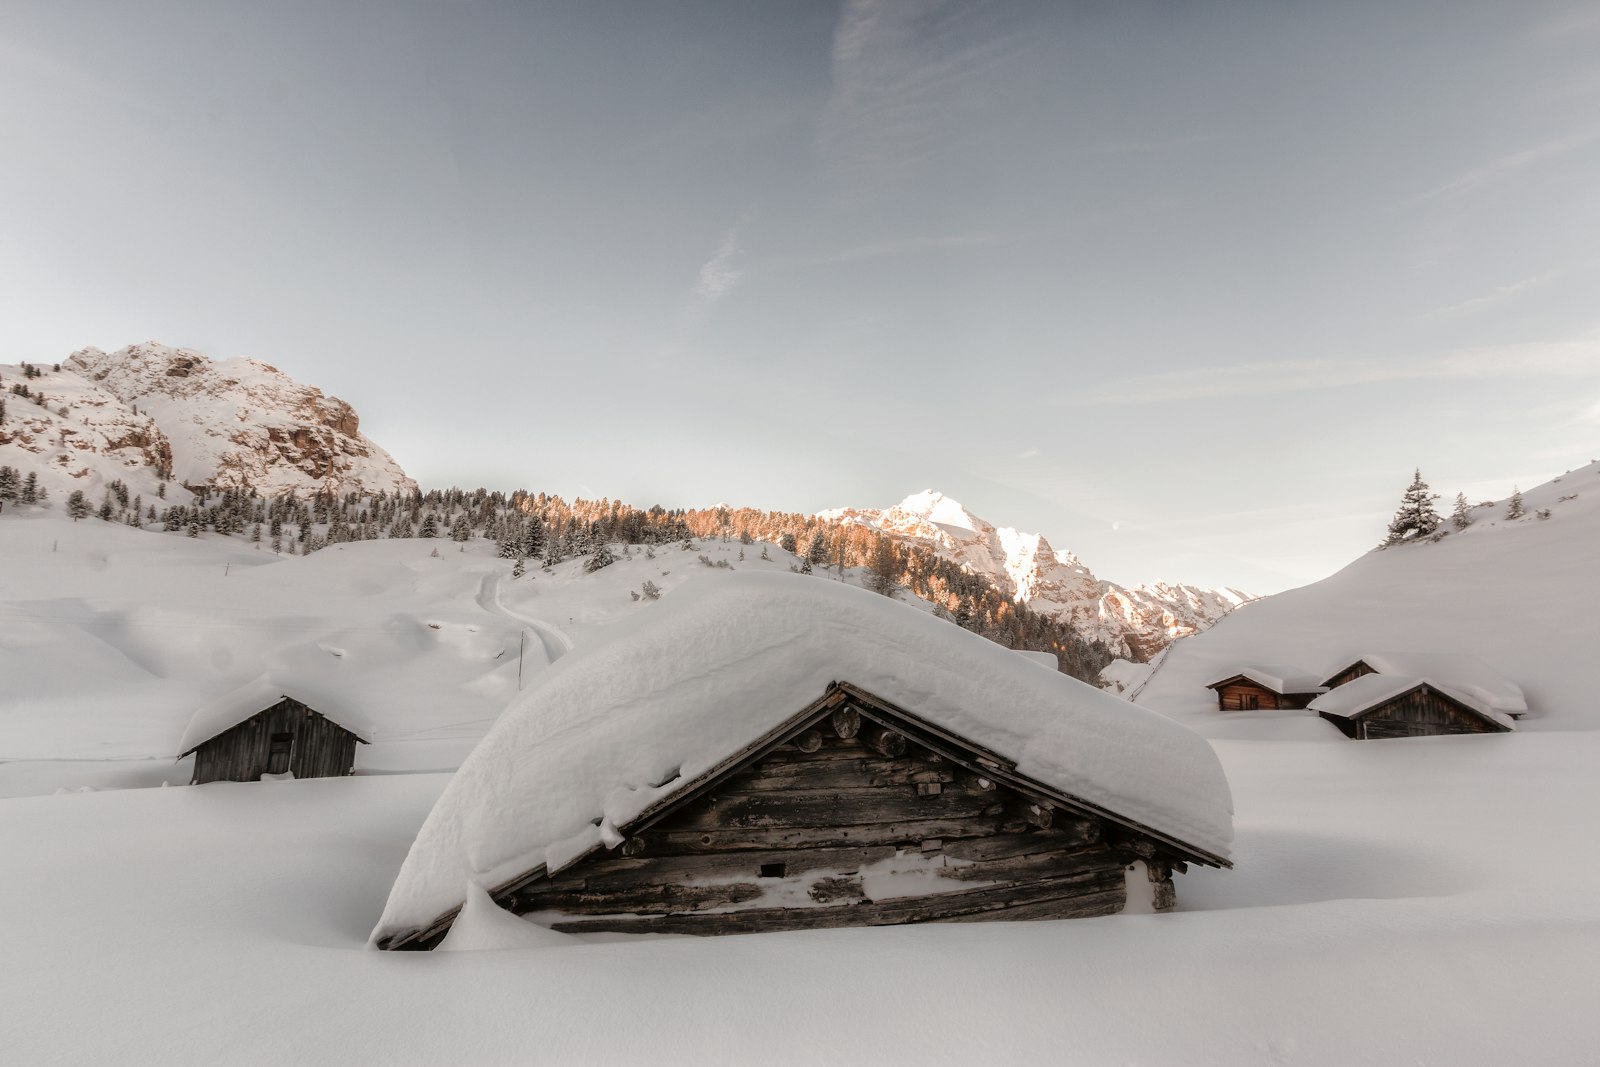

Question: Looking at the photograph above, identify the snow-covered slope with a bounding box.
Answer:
[0,512,858,796]
[0,361,177,503]
[822,490,1251,657]
[39,342,414,496]
[1135,461,1600,735]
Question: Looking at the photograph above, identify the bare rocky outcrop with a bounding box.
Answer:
[64,342,415,497]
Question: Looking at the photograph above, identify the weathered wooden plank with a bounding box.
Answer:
[636,813,1006,854]
[670,787,1002,831]
[516,880,767,915]
[738,756,956,791]
[940,823,1101,862]
[538,867,1127,935]
[934,844,1119,884]
[545,845,896,888]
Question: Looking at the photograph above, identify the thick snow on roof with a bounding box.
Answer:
[371,572,1234,942]
[1308,673,1515,729]
[177,673,374,756]
[1207,665,1326,695]
[1334,653,1526,714]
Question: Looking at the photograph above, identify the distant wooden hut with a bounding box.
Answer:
[1309,674,1514,739]
[1205,666,1326,711]
[1319,653,1527,719]
[178,676,371,784]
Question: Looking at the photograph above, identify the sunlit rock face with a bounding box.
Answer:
[822,491,1252,659]
[64,342,415,497]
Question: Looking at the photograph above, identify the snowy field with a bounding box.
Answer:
[4,474,1600,1064]
[3,735,1596,1064]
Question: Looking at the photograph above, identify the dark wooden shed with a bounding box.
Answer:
[1309,674,1513,739]
[378,681,1230,950]
[1205,666,1326,711]
[178,677,370,784]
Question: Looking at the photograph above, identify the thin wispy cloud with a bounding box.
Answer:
[1417,270,1560,320]
[1412,127,1599,202]
[692,227,744,305]
[818,0,1031,196]
[1066,330,1600,407]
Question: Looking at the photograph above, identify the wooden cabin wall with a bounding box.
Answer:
[501,724,1164,936]
[1324,662,1375,689]
[191,699,359,783]
[1358,687,1504,738]
[1216,680,1291,711]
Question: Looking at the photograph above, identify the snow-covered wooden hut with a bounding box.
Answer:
[371,573,1233,951]
[1309,674,1514,739]
[1318,653,1527,719]
[1205,665,1326,711]
[179,675,371,784]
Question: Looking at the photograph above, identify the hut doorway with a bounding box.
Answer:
[267,732,295,775]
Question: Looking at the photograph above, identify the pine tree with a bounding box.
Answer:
[511,557,526,579]
[640,580,661,600]
[806,534,828,568]
[585,541,617,573]
[1506,486,1524,520]
[419,513,439,538]
[21,472,38,504]
[66,490,90,521]
[0,466,17,500]
[866,536,899,596]
[1382,468,1442,545]
[779,533,797,556]
[449,513,472,542]
[1451,493,1471,531]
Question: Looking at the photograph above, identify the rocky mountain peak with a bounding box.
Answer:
[63,342,414,496]
[821,490,1252,659]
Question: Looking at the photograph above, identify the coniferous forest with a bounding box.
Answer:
[0,476,1114,682]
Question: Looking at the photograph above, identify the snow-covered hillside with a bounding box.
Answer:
[823,490,1252,657]
[1135,461,1600,736]
[0,512,891,797]
[0,342,413,500]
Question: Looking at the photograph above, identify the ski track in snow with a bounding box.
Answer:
[474,571,573,665]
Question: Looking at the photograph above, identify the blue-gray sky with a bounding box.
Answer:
[4,1,1599,593]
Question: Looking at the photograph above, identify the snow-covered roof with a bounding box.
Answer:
[1014,649,1059,670]
[177,673,374,756]
[1205,665,1327,695]
[1325,653,1527,714]
[370,572,1234,944]
[1308,673,1515,730]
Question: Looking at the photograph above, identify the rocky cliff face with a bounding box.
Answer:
[0,366,175,496]
[61,342,415,497]
[821,490,1252,659]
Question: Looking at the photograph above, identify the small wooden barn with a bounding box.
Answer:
[1319,653,1528,720]
[1309,673,1514,739]
[1205,665,1326,711]
[370,574,1235,951]
[178,676,371,784]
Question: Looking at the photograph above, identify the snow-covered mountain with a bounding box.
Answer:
[0,342,414,500]
[1133,460,1600,735]
[821,490,1251,657]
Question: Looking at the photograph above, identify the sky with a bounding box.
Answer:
[3,1,1598,594]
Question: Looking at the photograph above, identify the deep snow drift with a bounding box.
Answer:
[1135,461,1600,736]
[3,734,1597,1065]
[372,573,1233,943]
